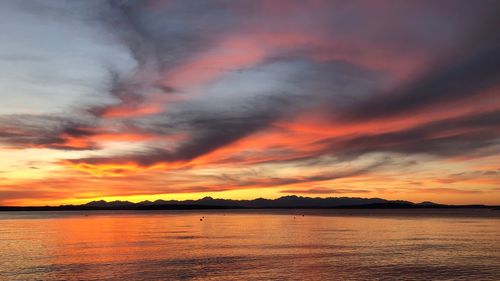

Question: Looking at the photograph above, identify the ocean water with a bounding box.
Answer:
[0,209,499,280]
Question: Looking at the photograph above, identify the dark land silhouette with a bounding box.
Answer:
[0,196,497,211]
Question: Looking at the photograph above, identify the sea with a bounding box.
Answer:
[1,209,499,280]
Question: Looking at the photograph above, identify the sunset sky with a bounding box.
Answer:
[0,0,499,206]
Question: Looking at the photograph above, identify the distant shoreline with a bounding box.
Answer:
[1,203,498,212]
[2,196,498,212]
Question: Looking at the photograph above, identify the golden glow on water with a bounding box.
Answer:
[1,210,499,280]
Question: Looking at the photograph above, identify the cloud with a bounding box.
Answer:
[280,187,371,195]
[203,159,390,189]
[413,188,483,195]
[0,189,71,205]
[66,58,380,168]
[0,114,99,150]
[0,0,132,115]
[1,0,500,205]
[319,110,500,159]
[85,0,245,118]
[344,39,500,120]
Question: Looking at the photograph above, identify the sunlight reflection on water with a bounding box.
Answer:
[0,209,499,280]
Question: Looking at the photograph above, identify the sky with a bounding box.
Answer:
[0,0,499,206]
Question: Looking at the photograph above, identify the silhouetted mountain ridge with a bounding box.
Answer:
[83,195,411,208]
[0,196,496,211]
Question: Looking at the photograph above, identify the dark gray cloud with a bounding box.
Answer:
[68,58,379,165]
[88,0,241,117]
[0,115,99,150]
[204,159,390,189]
[338,0,500,120]
[68,89,293,165]
[344,38,500,120]
[322,110,500,159]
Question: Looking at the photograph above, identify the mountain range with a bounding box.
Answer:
[0,196,495,211]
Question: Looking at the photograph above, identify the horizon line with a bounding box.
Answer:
[2,195,498,208]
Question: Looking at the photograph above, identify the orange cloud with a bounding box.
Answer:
[413,188,483,194]
[165,36,267,90]
[99,103,165,118]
